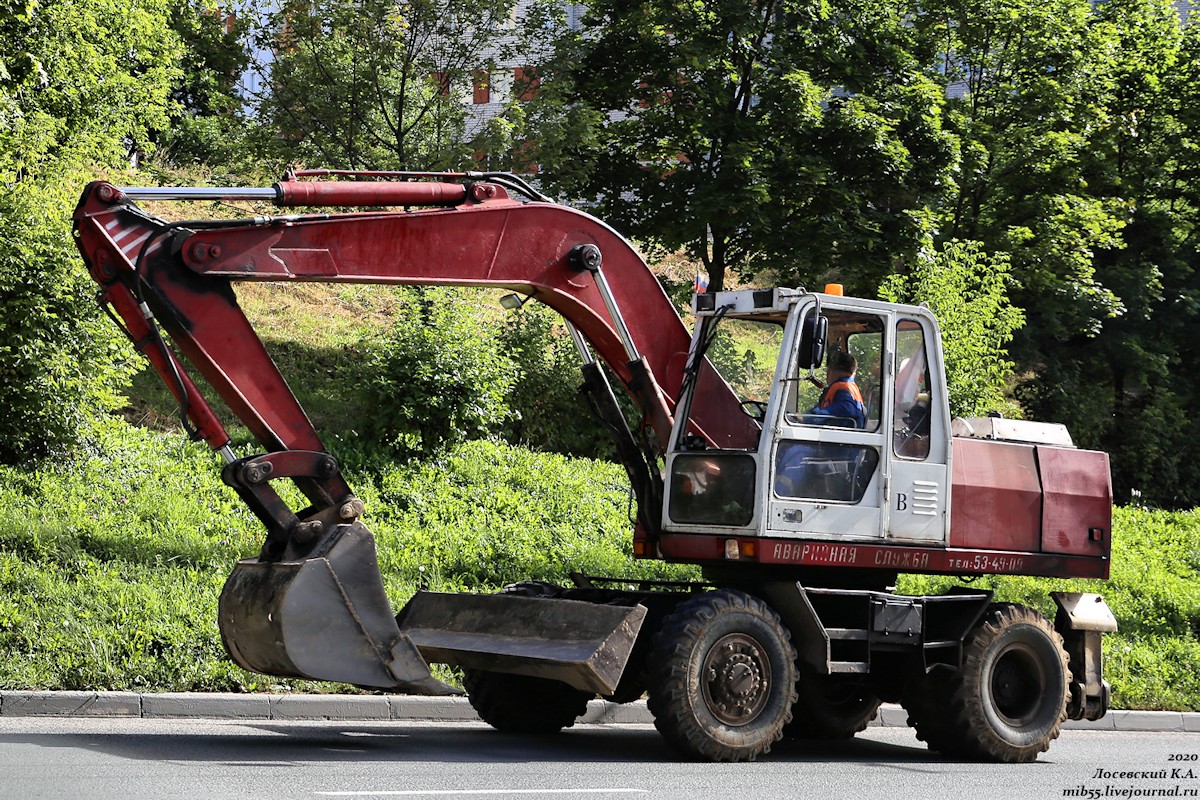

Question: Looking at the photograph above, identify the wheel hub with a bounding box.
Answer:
[702,633,771,726]
[991,644,1046,725]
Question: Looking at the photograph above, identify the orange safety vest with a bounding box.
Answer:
[819,379,864,409]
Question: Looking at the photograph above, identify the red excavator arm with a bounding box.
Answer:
[75,179,757,445]
[71,172,756,694]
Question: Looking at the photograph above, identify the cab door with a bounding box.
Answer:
[766,303,889,541]
[885,316,950,543]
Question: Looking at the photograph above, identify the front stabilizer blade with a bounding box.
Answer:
[219,521,456,695]
[397,591,646,695]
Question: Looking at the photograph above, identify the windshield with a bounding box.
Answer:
[702,318,786,409]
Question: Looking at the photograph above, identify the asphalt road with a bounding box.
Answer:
[0,718,1198,800]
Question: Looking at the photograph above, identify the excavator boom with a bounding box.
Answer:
[72,174,753,694]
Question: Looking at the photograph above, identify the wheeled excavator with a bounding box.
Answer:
[72,171,1117,763]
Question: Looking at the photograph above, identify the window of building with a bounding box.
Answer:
[513,67,540,102]
[472,70,490,104]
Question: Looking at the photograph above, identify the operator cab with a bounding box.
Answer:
[662,286,951,547]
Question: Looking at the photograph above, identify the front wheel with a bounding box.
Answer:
[646,589,797,762]
[904,603,1070,762]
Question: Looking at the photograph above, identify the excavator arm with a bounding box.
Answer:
[72,173,757,695]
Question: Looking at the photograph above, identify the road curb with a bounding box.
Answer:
[0,691,1197,732]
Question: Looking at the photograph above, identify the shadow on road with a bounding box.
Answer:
[0,721,948,767]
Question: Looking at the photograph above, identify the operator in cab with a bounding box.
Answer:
[774,349,869,500]
[807,350,866,429]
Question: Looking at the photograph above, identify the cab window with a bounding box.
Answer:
[786,310,883,432]
[894,320,931,459]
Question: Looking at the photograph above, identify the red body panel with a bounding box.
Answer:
[948,438,1112,564]
[1038,446,1112,557]
[949,439,1042,552]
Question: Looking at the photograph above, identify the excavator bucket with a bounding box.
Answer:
[218,521,457,694]
[219,521,647,697]
[397,591,647,696]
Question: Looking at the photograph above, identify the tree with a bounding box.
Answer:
[1072,0,1200,507]
[913,0,1126,341]
[0,0,181,463]
[880,239,1023,419]
[528,0,956,292]
[158,0,253,166]
[911,0,1200,507]
[249,0,528,170]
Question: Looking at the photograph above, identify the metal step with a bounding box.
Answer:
[826,627,869,641]
[830,662,870,674]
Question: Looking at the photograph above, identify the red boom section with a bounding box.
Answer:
[72,180,759,460]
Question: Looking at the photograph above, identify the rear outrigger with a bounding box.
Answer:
[72,171,1115,763]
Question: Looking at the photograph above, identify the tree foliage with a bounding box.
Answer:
[0,0,181,464]
[920,0,1200,506]
[0,0,181,176]
[0,179,138,463]
[158,0,252,166]
[249,0,525,170]
[528,0,955,293]
[495,303,616,459]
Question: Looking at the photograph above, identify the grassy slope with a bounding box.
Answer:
[0,282,1195,707]
[0,422,685,692]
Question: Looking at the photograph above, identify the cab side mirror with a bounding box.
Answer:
[798,313,828,370]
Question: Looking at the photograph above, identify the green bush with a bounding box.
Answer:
[879,238,1024,418]
[496,303,618,459]
[0,179,137,464]
[361,288,515,456]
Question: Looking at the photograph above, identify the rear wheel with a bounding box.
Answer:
[646,589,797,762]
[462,580,593,734]
[463,670,593,734]
[904,603,1070,762]
[784,674,881,740]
